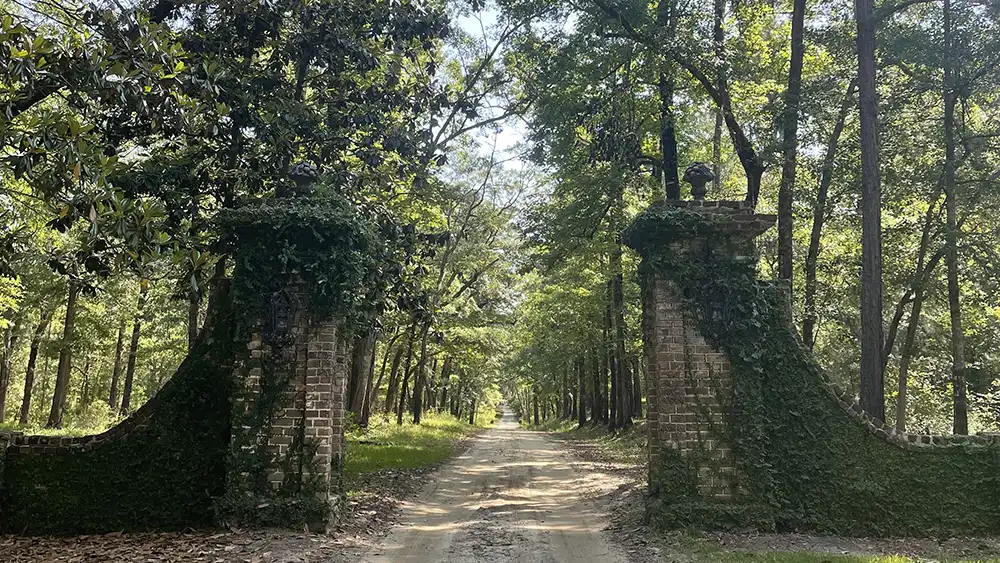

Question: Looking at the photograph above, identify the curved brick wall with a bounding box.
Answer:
[0,284,235,534]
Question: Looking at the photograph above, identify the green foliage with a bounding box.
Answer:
[345,411,487,478]
[217,194,388,328]
[634,206,1000,536]
[0,287,235,534]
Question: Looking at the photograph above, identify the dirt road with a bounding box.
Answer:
[363,411,630,563]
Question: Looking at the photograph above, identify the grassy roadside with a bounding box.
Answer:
[533,418,1000,563]
[344,410,495,482]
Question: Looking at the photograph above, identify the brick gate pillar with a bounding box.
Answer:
[226,284,349,529]
[626,201,775,501]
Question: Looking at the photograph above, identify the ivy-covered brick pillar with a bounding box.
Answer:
[230,286,348,529]
[626,201,775,504]
[215,169,384,530]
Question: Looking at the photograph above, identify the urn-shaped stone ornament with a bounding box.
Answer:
[683,162,715,201]
[288,161,319,196]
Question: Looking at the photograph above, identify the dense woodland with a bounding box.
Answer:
[1,0,999,438]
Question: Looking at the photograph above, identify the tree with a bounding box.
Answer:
[777,0,807,284]
[854,0,886,421]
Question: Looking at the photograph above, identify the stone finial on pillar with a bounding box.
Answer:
[682,162,715,201]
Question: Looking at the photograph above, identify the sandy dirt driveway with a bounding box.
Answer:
[363,411,630,563]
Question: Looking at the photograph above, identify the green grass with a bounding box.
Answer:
[526,416,647,466]
[0,423,119,437]
[344,410,493,478]
[702,555,982,562]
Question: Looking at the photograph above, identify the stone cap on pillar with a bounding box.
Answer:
[623,200,776,258]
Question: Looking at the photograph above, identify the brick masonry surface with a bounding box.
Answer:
[636,201,1000,504]
[241,294,348,517]
[643,271,737,499]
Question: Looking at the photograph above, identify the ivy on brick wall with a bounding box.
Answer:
[627,203,1000,537]
[0,191,387,534]
[0,284,235,534]
[214,192,385,527]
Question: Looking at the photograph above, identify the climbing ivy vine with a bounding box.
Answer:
[627,203,1000,536]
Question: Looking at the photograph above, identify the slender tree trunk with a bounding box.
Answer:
[0,323,18,422]
[562,364,570,419]
[20,308,53,425]
[591,349,601,423]
[371,330,401,417]
[803,80,857,348]
[611,241,633,429]
[631,355,643,418]
[360,332,379,427]
[605,289,618,430]
[46,283,79,428]
[777,0,807,284]
[855,0,885,421]
[78,354,92,411]
[383,344,405,415]
[657,0,680,199]
[108,319,126,410]
[942,0,967,434]
[397,320,425,425]
[120,280,149,416]
[896,250,943,432]
[440,380,448,414]
[712,0,725,193]
[411,319,432,424]
[348,330,375,419]
[533,389,540,425]
[577,355,587,426]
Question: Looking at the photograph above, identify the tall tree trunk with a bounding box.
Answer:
[777,0,807,284]
[348,329,375,419]
[657,0,680,199]
[605,289,618,430]
[397,320,425,425]
[439,377,448,414]
[120,280,149,416]
[108,319,126,410]
[712,0,725,193]
[855,0,885,421]
[20,308,53,425]
[383,345,404,415]
[896,248,943,432]
[942,0,967,434]
[611,240,633,429]
[803,80,857,348]
[360,332,379,427]
[577,355,587,426]
[631,355,643,418]
[46,283,80,428]
[371,330,401,418]
[0,322,18,422]
[533,389,540,425]
[562,364,570,419]
[78,354,92,411]
[411,319,432,424]
[591,348,602,423]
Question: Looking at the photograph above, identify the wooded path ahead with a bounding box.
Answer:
[364,411,629,563]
